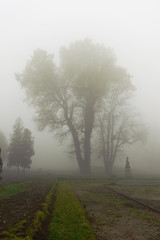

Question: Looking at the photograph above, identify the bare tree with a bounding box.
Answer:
[96,81,146,176]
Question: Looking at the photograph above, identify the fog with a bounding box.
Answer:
[0,0,160,174]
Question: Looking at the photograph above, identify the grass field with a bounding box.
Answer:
[0,181,33,198]
[1,176,160,239]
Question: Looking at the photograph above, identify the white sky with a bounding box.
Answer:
[0,0,160,169]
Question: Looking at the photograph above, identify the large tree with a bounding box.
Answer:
[7,118,34,172]
[16,39,130,174]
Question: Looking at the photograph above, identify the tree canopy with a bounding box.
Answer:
[16,39,135,174]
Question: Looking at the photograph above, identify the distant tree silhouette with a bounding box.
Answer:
[0,148,3,179]
[7,118,34,173]
[21,128,34,172]
[0,130,8,162]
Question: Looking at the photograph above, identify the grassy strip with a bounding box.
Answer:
[26,182,57,239]
[48,181,95,240]
[0,181,33,198]
[1,182,57,240]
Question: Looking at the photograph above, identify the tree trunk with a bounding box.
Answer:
[104,160,113,177]
[100,120,113,177]
[64,95,95,175]
[83,98,95,175]
[66,118,85,174]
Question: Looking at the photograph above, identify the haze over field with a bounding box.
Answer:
[0,0,160,174]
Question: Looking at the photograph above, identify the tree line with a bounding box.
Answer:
[16,39,145,176]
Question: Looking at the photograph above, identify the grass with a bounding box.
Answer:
[1,180,95,240]
[1,181,57,240]
[26,182,56,238]
[0,181,33,198]
[48,181,95,240]
[3,177,160,239]
[104,192,129,205]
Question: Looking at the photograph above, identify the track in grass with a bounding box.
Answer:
[105,181,160,213]
[105,186,160,214]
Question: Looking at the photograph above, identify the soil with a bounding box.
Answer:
[110,184,160,210]
[0,179,53,235]
[71,181,160,240]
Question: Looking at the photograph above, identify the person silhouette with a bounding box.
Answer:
[0,148,3,176]
[125,157,131,178]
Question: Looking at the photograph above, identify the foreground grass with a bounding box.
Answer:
[48,181,95,240]
[0,181,33,198]
[1,181,57,240]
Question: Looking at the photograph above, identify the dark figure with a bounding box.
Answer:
[125,157,131,178]
[0,148,3,173]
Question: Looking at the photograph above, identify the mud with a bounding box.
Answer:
[72,182,160,240]
[0,180,53,234]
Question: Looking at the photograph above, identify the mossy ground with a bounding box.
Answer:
[48,181,95,240]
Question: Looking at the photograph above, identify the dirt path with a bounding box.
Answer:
[72,182,160,240]
[0,180,53,233]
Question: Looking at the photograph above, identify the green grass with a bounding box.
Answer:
[0,181,33,198]
[48,181,95,240]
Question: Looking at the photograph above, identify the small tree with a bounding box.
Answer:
[0,130,8,162]
[7,118,34,172]
[21,128,34,172]
[8,118,24,172]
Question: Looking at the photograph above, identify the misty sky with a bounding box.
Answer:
[0,0,160,170]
